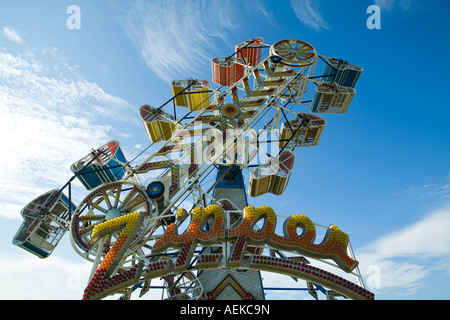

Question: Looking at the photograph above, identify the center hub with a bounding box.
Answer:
[105,208,121,220]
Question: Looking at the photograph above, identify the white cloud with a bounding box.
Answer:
[0,251,92,299]
[356,205,450,296]
[2,26,23,44]
[120,0,233,81]
[290,0,330,31]
[243,0,279,29]
[365,208,450,259]
[375,0,420,12]
[0,48,138,220]
[119,0,268,82]
[393,176,450,202]
[0,248,173,300]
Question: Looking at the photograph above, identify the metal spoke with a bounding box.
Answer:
[102,190,112,210]
[86,200,108,214]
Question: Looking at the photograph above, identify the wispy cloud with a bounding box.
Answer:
[376,0,420,12]
[2,26,23,44]
[393,175,450,202]
[118,0,273,82]
[0,47,138,220]
[357,205,450,296]
[119,0,234,82]
[290,0,330,31]
[375,0,395,11]
[243,0,279,29]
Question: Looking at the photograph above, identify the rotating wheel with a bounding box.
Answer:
[163,271,204,300]
[270,39,317,67]
[70,181,155,261]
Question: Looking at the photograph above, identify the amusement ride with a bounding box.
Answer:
[12,37,373,300]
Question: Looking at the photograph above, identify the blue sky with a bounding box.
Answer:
[0,0,449,300]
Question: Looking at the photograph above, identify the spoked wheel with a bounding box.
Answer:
[270,39,317,67]
[70,181,155,261]
[163,271,205,300]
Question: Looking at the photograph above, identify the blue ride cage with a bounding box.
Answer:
[70,140,127,190]
[12,189,76,258]
[322,57,362,89]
